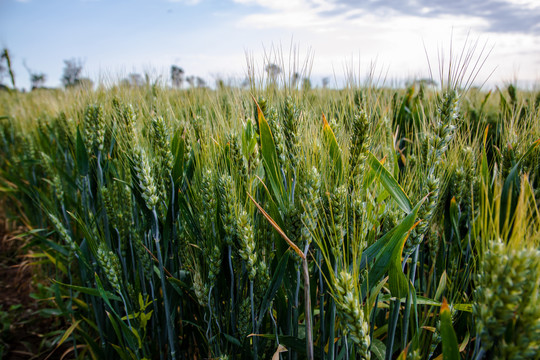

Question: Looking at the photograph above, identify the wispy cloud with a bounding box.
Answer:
[232,0,347,30]
[335,0,540,34]
[166,0,202,4]
[229,0,539,86]
[233,0,540,34]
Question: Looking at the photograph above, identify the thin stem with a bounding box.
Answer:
[119,291,134,331]
[474,348,486,360]
[318,250,325,360]
[402,246,419,350]
[369,291,380,344]
[344,333,349,360]
[149,280,165,360]
[302,256,314,360]
[270,304,280,346]
[228,245,235,333]
[386,298,401,360]
[152,208,176,359]
[68,268,78,358]
[96,151,111,248]
[250,280,258,360]
[206,287,213,344]
[328,263,337,360]
[293,268,301,360]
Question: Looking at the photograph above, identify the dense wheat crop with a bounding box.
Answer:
[0,73,539,359]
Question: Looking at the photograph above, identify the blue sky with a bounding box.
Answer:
[1,0,539,90]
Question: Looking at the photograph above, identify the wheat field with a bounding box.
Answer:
[0,69,539,359]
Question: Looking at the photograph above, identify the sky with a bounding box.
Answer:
[0,0,539,90]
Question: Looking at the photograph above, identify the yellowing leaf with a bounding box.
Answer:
[272,344,288,360]
[440,298,460,360]
[322,112,343,181]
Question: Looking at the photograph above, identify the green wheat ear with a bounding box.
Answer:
[151,116,174,173]
[349,109,370,181]
[405,172,439,256]
[236,206,257,280]
[266,105,287,168]
[133,230,153,281]
[48,214,76,261]
[300,166,321,247]
[132,146,158,211]
[96,243,123,294]
[334,270,370,359]
[329,184,347,257]
[200,168,217,232]
[83,104,105,152]
[282,95,300,168]
[219,174,236,246]
[192,267,208,307]
[474,239,540,358]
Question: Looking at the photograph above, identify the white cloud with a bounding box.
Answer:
[166,0,202,4]
[233,0,338,15]
[229,0,540,86]
[505,0,540,10]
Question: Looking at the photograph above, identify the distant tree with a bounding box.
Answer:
[23,60,47,90]
[1,48,16,88]
[292,72,301,87]
[61,58,83,87]
[128,73,144,87]
[120,73,144,87]
[30,73,47,89]
[406,78,437,88]
[171,65,184,88]
[418,78,437,87]
[183,75,206,88]
[265,63,281,82]
[186,75,195,88]
[195,77,206,88]
[322,77,330,89]
[241,77,250,89]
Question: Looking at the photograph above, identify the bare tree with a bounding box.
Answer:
[23,60,47,89]
[322,77,330,89]
[186,75,195,88]
[119,73,144,87]
[265,63,281,83]
[31,73,47,89]
[61,58,83,87]
[128,73,144,87]
[171,65,184,88]
[195,76,206,88]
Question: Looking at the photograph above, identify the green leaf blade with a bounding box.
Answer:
[367,151,412,213]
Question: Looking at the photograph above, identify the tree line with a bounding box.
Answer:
[0,48,330,91]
